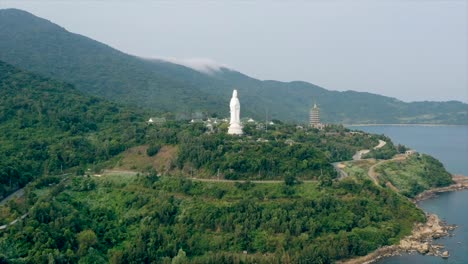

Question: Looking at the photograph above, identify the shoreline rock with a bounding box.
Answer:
[398,214,455,257]
[413,176,468,202]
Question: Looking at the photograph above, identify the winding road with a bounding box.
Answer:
[352,140,386,161]
[333,139,388,181]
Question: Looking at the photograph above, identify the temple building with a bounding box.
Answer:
[309,103,324,129]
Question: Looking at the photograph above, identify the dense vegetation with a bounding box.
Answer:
[375,154,454,197]
[175,124,380,180]
[1,9,467,124]
[0,55,454,263]
[0,173,425,263]
[0,60,146,199]
[0,58,384,200]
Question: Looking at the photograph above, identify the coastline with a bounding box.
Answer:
[412,175,468,202]
[340,175,468,264]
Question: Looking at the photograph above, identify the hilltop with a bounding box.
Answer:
[1,8,467,124]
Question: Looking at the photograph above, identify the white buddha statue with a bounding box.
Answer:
[228,90,243,135]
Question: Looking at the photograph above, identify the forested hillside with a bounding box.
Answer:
[174,123,382,180]
[0,9,224,114]
[0,60,146,199]
[0,59,457,263]
[0,7,463,264]
[0,58,386,200]
[0,58,383,201]
[0,171,425,263]
[1,8,466,124]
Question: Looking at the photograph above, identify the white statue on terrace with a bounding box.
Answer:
[228,89,243,135]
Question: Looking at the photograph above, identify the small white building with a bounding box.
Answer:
[206,123,214,133]
[148,117,166,125]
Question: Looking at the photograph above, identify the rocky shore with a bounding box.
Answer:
[340,214,455,264]
[398,214,455,257]
[340,175,468,264]
[413,175,468,202]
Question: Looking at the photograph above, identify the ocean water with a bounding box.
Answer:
[347,125,468,264]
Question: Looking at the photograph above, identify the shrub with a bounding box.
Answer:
[146,144,161,157]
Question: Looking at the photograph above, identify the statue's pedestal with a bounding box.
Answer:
[228,123,243,135]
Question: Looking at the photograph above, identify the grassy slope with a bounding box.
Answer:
[375,154,454,197]
[341,159,379,180]
[111,145,178,173]
[342,154,454,198]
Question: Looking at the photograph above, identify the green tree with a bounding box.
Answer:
[172,249,188,264]
[77,230,98,256]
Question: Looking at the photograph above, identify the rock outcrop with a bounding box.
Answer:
[397,214,454,258]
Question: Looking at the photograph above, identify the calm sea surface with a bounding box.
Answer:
[347,125,468,264]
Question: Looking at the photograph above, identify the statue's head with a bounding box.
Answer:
[232,89,238,98]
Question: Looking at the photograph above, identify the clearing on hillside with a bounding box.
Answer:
[113,145,178,174]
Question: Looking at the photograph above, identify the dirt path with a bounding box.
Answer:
[101,169,138,176]
[189,178,283,183]
[352,149,370,160]
[335,140,388,180]
[332,162,349,179]
[188,178,317,184]
[374,140,387,149]
[100,170,317,184]
[367,154,406,186]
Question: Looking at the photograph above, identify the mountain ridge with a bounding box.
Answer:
[0,8,466,124]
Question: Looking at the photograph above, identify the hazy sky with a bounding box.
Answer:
[2,0,467,103]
